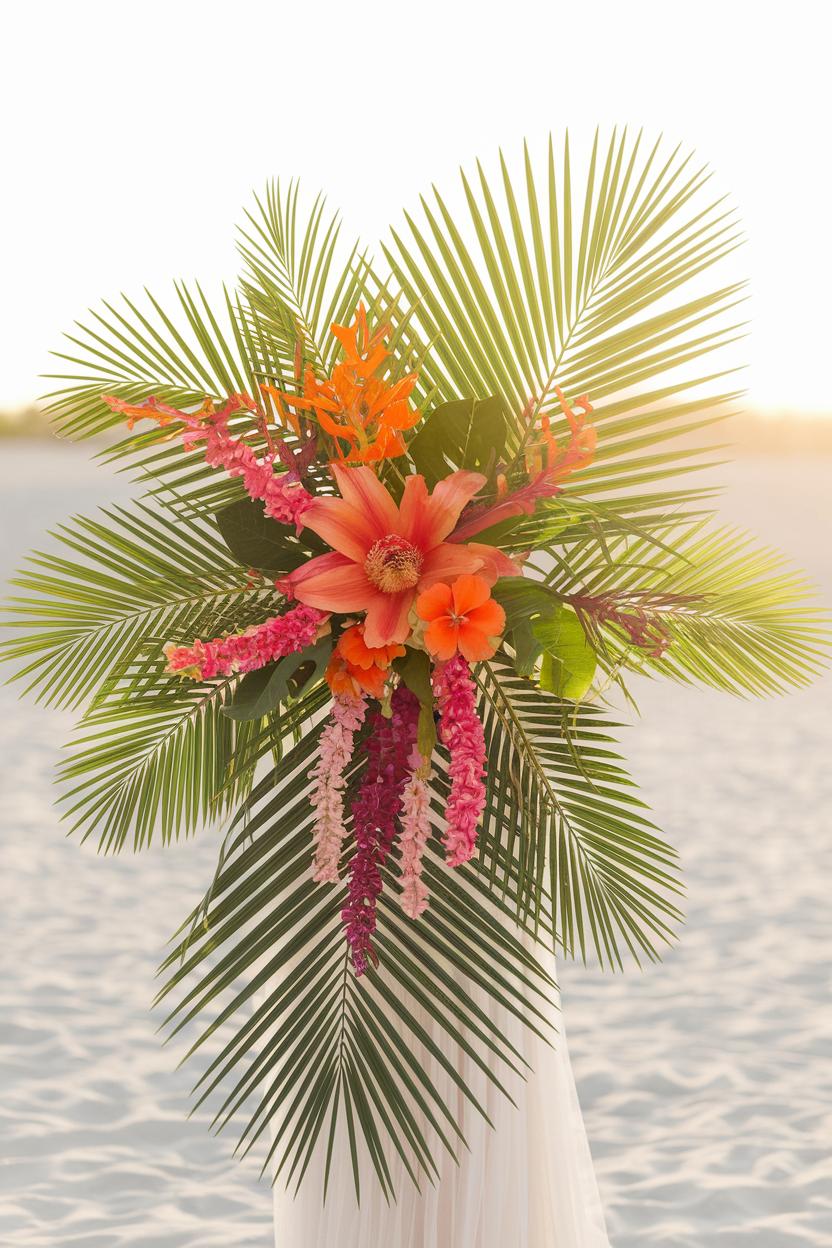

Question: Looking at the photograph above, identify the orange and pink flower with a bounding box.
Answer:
[280,464,519,648]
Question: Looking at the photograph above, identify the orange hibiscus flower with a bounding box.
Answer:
[416,574,506,662]
[281,464,519,648]
[262,305,421,464]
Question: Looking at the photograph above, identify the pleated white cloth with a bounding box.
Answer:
[266,935,609,1248]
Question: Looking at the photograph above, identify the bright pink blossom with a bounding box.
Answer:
[432,654,487,866]
[342,686,419,975]
[163,604,325,680]
[102,392,313,530]
[310,693,367,884]
[398,745,432,919]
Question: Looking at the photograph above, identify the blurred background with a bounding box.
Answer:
[1,3,830,1245]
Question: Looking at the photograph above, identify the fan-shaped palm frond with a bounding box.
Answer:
[548,519,828,695]
[0,499,273,709]
[382,130,745,500]
[158,728,558,1198]
[476,659,683,962]
[238,180,368,382]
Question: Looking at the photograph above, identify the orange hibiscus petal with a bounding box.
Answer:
[451,574,492,616]
[456,622,499,662]
[424,617,460,660]
[416,581,454,622]
[466,599,506,637]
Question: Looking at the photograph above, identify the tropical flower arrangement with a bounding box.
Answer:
[2,133,826,1200]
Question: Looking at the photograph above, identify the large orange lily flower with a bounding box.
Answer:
[281,464,520,648]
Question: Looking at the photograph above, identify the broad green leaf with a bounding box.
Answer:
[393,647,437,758]
[222,638,332,722]
[407,395,508,484]
[215,497,325,575]
[535,606,597,699]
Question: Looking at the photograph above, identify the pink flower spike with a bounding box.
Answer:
[310,693,367,884]
[398,745,432,919]
[102,391,314,532]
[163,603,326,680]
[432,654,486,867]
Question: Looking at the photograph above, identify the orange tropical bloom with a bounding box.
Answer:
[325,624,405,698]
[280,464,520,648]
[263,305,421,464]
[416,575,506,662]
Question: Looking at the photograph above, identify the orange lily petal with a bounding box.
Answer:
[363,589,414,648]
[302,496,379,561]
[419,542,484,590]
[290,553,377,613]
[464,542,523,585]
[415,470,486,548]
[331,464,399,537]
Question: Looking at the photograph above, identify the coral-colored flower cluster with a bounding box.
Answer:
[432,654,487,867]
[163,604,325,680]
[102,392,312,530]
[325,625,404,699]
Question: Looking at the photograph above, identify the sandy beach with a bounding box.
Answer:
[0,443,829,1246]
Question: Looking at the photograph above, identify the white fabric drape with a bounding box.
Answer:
[266,936,609,1248]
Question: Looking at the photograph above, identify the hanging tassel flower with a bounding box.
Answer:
[432,654,487,867]
[398,744,432,919]
[310,693,367,884]
[342,686,420,975]
[163,603,326,679]
[102,392,312,530]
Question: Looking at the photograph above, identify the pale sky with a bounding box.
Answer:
[2,0,830,414]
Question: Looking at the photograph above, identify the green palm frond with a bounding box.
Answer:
[238,180,368,382]
[45,282,252,442]
[158,728,557,1199]
[476,660,683,963]
[382,130,745,497]
[0,499,275,709]
[548,519,828,695]
[0,497,296,851]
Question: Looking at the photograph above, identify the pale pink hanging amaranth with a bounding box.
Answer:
[164,603,325,680]
[432,653,487,867]
[398,744,432,918]
[310,693,367,884]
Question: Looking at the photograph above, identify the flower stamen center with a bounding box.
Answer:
[365,534,423,593]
